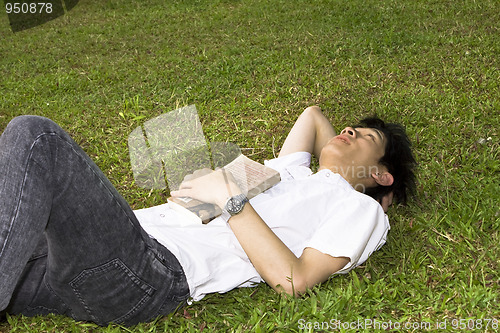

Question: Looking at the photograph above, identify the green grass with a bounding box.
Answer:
[1,0,498,331]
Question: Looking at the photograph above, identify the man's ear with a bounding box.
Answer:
[372,171,394,186]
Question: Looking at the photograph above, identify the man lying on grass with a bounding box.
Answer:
[0,106,416,326]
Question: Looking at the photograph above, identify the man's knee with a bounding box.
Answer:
[3,116,64,143]
[6,115,56,133]
[1,116,67,159]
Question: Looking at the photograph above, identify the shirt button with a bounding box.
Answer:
[325,172,330,177]
[160,214,165,218]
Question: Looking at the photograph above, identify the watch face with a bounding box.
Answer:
[225,194,247,215]
[227,197,241,214]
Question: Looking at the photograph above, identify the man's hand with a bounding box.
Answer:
[171,169,242,209]
[378,191,394,213]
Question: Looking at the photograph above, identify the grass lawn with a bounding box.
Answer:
[0,0,498,331]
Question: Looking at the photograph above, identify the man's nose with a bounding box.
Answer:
[341,127,356,137]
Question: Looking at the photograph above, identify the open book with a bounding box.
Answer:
[167,154,280,224]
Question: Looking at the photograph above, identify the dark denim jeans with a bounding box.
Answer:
[0,116,189,326]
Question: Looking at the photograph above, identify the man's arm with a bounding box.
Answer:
[171,170,349,296]
[227,203,349,295]
[279,106,337,159]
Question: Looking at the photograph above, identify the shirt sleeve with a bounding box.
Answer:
[306,193,390,274]
[264,152,312,181]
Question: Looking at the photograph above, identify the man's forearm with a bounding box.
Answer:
[227,203,304,295]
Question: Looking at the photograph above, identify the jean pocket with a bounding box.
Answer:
[69,258,156,325]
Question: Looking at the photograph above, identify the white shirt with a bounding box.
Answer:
[134,152,390,302]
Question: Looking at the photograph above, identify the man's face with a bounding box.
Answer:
[319,126,387,188]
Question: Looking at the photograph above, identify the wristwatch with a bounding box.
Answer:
[220,193,249,222]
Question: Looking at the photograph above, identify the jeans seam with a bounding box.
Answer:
[27,253,47,262]
[147,257,189,322]
[0,131,57,258]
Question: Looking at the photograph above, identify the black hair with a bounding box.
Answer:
[355,117,417,205]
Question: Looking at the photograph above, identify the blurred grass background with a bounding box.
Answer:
[0,0,498,331]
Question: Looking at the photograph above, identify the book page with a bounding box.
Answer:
[223,155,280,198]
